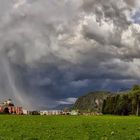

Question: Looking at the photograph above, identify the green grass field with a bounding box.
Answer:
[0,115,140,140]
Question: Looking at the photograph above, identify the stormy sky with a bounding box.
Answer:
[0,0,140,109]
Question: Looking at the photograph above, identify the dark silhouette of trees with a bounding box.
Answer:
[102,85,140,116]
[3,108,9,114]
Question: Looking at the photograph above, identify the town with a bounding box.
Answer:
[0,99,80,116]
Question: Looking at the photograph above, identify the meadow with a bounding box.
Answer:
[0,115,140,140]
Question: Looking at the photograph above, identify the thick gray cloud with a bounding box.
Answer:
[0,0,140,109]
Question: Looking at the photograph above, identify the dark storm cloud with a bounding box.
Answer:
[0,0,140,109]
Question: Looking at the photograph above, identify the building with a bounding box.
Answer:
[22,109,30,115]
[0,99,23,115]
[70,110,79,115]
[40,110,62,115]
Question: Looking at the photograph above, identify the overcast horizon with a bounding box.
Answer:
[0,0,140,109]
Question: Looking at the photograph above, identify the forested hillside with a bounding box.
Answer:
[102,85,140,115]
[73,85,140,116]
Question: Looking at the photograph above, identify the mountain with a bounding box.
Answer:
[73,91,112,113]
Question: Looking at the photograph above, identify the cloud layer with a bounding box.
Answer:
[0,0,140,109]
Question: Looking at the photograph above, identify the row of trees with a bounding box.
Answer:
[102,85,140,116]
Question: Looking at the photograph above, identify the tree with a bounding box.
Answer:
[131,90,140,116]
[132,85,140,91]
[3,108,9,114]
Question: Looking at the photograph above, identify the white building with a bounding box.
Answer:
[40,110,62,115]
[22,109,30,115]
[70,110,79,115]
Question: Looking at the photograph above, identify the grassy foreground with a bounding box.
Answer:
[0,115,140,140]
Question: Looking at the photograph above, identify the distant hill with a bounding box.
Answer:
[73,91,112,113]
[52,104,73,110]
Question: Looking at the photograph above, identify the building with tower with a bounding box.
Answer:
[0,99,23,115]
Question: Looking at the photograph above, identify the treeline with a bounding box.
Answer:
[102,85,140,115]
